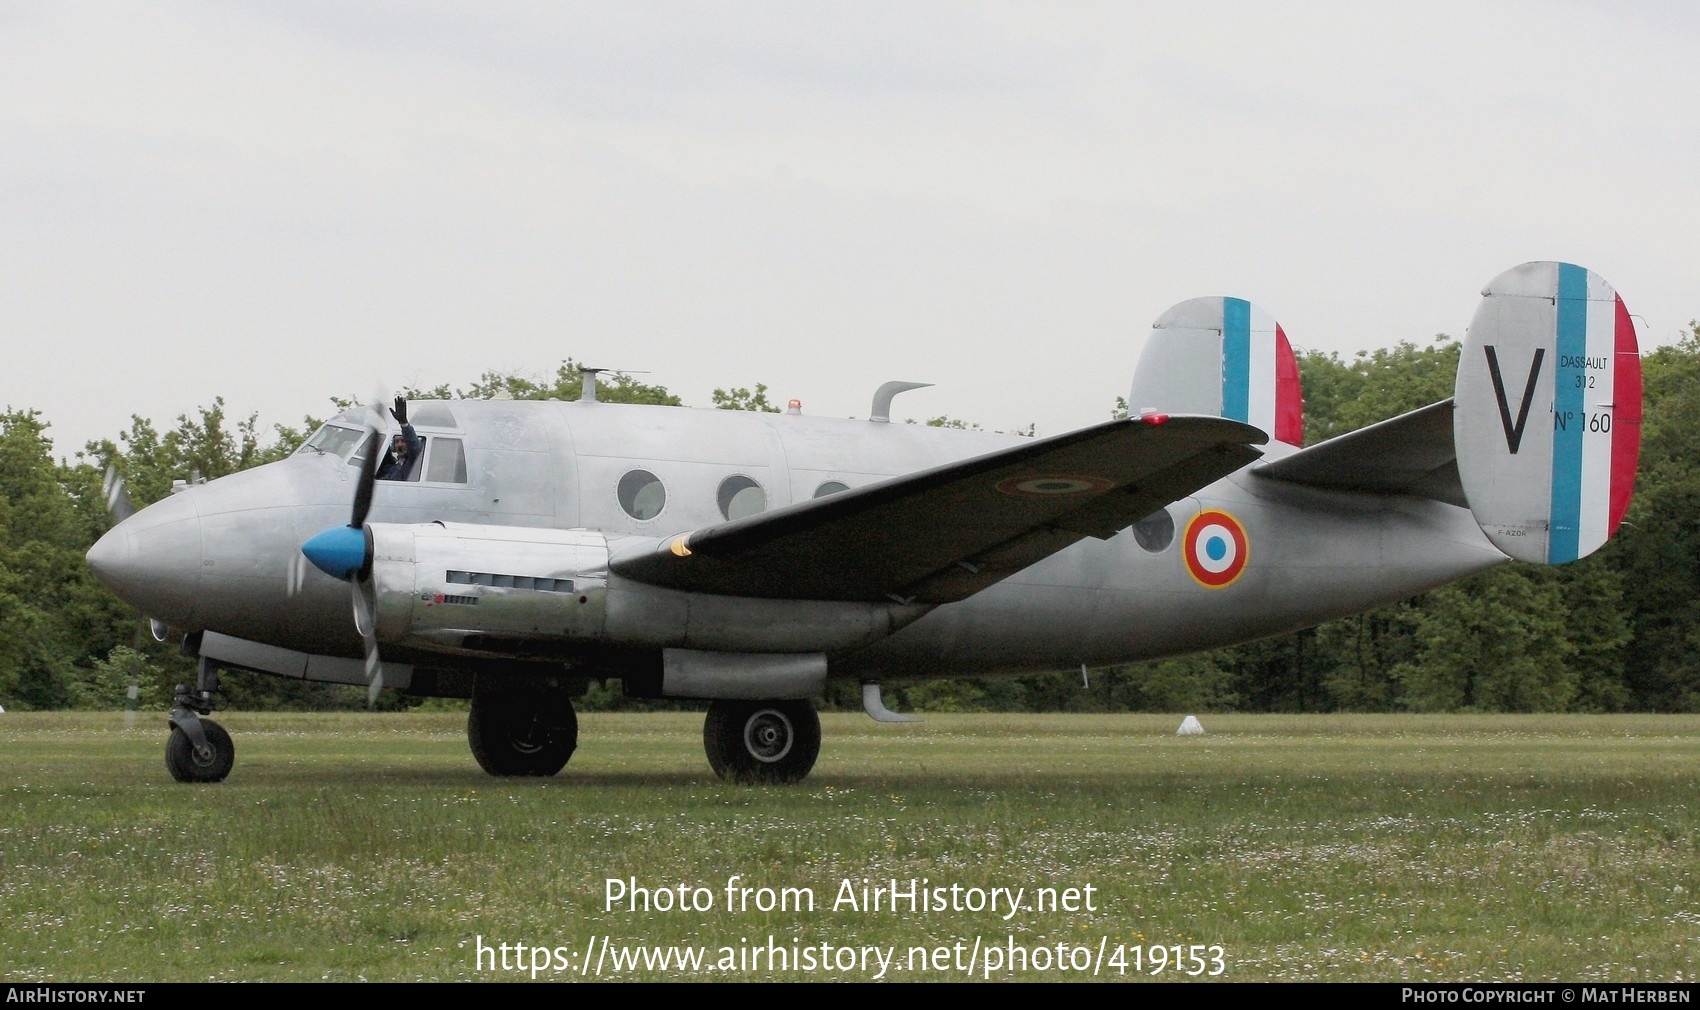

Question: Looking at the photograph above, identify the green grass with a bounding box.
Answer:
[1,712,1695,981]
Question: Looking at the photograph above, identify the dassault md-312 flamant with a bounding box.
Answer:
[87,262,1641,784]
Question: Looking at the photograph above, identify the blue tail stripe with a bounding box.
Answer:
[1549,263,1586,564]
[1221,298,1251,424]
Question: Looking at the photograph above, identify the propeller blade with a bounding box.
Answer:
[352,578,377,638]
[350,430,384,530]
[367,387,390,426]
[352,577,384,708]
[302,393,387,578]
[298,388,393,709]
[365,646,385,708]
[124,620,145,730]
[284,550,307,600]
[101,465,137,522]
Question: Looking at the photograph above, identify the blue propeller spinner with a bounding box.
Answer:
[301,525,369,581]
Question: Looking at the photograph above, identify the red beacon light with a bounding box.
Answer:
[1138,411,1170,425]
[786,399,802,415]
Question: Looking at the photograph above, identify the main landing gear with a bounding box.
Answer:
[703,699,820,784]
[467,687,579,777]
[165,657,234,783]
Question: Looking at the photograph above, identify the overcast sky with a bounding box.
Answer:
[5,1,1697,458]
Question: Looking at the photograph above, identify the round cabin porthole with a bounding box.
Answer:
[717,475,767,520]
[813,480,850,499]
[617,469,666,520]
[1131,507,1175,553]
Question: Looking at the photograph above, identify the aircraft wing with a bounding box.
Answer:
[611,415,1266,603]
[1252,399,1466,507]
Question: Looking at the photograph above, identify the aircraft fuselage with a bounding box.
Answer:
[89,397,1504,693]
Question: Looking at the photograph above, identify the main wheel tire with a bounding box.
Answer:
[165,719,234,783]
[703,700,820,785]
[468,691,578,776]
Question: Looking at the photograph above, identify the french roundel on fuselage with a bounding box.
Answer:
[1182,509,1249,589]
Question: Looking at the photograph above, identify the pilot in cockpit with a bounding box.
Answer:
[378,397,422,481]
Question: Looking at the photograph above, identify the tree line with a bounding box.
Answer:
[4,334,1698,714]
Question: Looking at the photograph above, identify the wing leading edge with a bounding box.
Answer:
[611,415,1267,603]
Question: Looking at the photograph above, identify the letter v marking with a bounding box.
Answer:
[1484,345,1545,454]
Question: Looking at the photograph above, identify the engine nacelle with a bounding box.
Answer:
[368,522,611,653]
[364,522,929,659]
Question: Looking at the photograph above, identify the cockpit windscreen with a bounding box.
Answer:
[295,424,367,460]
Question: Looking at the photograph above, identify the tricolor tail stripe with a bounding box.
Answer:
[1219,298,1301,445]
[1547,264,1639,564]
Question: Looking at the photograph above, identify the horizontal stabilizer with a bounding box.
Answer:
[1255,399,1464,507]
[613,415,1266,603]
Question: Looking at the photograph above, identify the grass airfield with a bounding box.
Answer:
[1,711,1695,982]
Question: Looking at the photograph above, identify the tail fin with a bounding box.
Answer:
[1130,297,1304,446]
[1454,262,1641,564]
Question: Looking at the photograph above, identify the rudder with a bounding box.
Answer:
[1454,262,1641,563]
[1129,296,1303,446]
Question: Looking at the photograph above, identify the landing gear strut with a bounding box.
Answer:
[468,688,578,776]
[703,699,820,784]
[166,657,234,783]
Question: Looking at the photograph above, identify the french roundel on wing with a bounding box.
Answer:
[1183,510,1249,589]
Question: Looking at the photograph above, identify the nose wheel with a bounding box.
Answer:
[166,718,234,782]
[703,700,820,784]
[165,656,234,783]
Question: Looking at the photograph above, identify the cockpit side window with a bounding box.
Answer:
[378,435,425,482]
[307,416,465,485]
[425,437,468,484]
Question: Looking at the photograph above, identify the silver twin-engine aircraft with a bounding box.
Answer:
[87,262,1642,784]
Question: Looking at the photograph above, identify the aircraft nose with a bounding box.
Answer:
[86,491,205,626]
